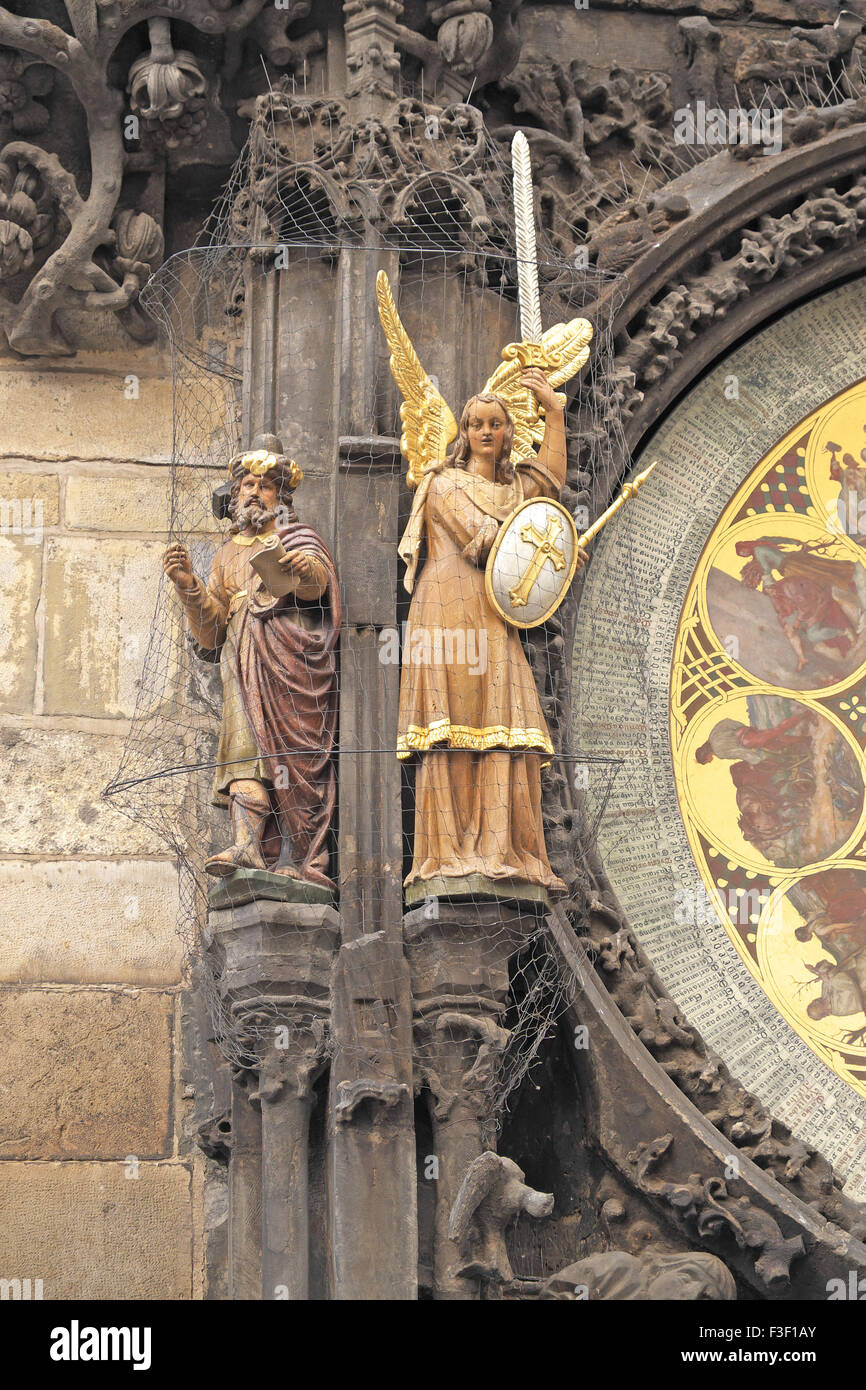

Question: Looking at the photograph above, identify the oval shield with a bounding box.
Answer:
[484,497,580,629]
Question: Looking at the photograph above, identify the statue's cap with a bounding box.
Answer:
[251,432,283,453]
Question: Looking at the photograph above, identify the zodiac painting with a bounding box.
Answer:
[673,378,866,1100]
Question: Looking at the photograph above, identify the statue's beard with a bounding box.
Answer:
[235,501,277,532]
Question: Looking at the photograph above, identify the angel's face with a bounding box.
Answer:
[466,399,508,462]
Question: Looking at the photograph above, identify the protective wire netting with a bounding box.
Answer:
[104,94,638,1131]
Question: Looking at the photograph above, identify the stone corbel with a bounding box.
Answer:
[205,895,340,1299]
[334,1076,410,1121]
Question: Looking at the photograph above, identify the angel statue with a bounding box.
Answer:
[378,264,593,905]
[378,135,659,905]
[163,434,340,891]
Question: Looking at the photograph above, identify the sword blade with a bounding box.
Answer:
[511,131,543,344]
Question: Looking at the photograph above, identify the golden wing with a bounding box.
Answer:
[376,270,457,489]
[483,317,594,461]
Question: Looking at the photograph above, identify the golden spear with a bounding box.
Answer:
[577,460,658,550]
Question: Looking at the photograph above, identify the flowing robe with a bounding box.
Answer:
[398,460,566,900]
[748,540,864,652]
[177,522,340,884]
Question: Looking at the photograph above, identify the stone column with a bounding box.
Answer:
[329,931,417,1299]
[326,241,418,1300]
[256,1017,327,1300]
[206,880,340,1300]
[227,1071,263,1300]
[403,901,538,1299]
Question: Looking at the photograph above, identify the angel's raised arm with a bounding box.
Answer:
[483,316,593,482]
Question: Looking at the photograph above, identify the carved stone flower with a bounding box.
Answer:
[433,4,494,74]
[0,164,55,278]
[112,209,164,281]
[0,51,54,136]
[0,219,32,276]
[128,20,208,149]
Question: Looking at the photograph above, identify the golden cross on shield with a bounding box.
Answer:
[508,515,567,608]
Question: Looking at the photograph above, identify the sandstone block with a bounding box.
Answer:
[0,367,173,462]
[0,1161,194,1299]
[0,725,169,856]
[0,538,41,713]
[0,988,173,1159]
[43,537,163,717]
[65,471,172,533]
[0,859,183,986]
[65,469,224,538]
[0,471,59,527]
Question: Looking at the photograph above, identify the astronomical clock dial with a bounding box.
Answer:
[576,279,866,1197]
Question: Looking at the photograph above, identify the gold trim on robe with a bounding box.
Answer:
[397,720,554,759]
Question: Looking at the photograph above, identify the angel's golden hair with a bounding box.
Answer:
[447,393,515,482]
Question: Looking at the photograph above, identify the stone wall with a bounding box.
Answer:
[0,345,204,1299]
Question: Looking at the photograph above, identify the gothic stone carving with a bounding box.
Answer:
[345,0,524,104]
[448,1151,553,1286]
[0,1,323,354]
[565,855,866,1243]
[241,84,505,261]
[630,1134,805,1290]
[540,1248,736,1300]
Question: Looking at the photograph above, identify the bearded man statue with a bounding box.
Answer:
[163,433,340,889]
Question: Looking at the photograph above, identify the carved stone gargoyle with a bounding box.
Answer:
[447,1152,554,1285]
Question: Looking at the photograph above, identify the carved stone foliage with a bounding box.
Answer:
[493,58,686,261]
[352,0,525,104]
[0,48,53,137]
[240,84,513,268]
[127,17,208,150]
[0,1,322,355]
[564,860,866,1244]
[614,170,866,435]
[672,11,866,113]
[0,155,55,277]
[629,1134,805,1290]
[730,11,865,106]
[490,15,866,269]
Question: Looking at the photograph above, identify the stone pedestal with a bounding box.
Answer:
[206,876,340,1300]
[403,900,540,1299]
